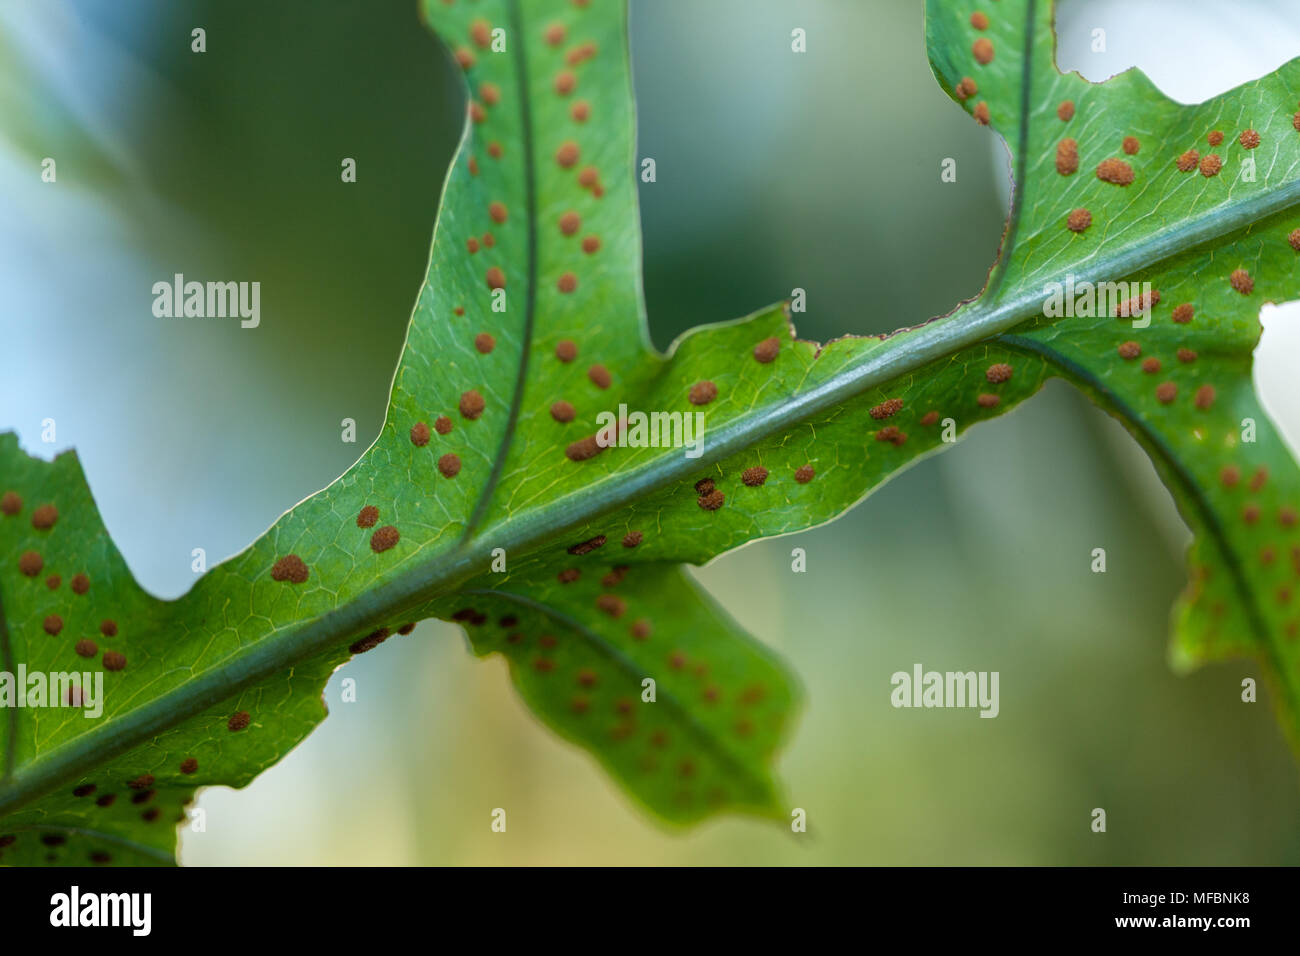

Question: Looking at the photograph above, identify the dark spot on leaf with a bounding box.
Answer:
[459,390,486,419]
[102,651,126,671]
[742,466,768,486]
[228,711,251,731]
[568,535,606,555]
[270,554,309,584]
[438,453,462,478]
[697,490,725,510]
[357,505,379,528]
[371,526,400,553]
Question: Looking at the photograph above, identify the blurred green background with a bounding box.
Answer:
[2,0,1299,864]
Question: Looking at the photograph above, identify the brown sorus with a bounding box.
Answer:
[875,426,907,446]
[0,491,19,515]
[870,398,904,419]
[556,339,577,362]
[486,266,506,289]
[551,400,576,422]
[1221,465,1241,487]
[572,100,590,122]
[46,574,60,590]
[920,411,940,426]
[795,465,815,483]
[488,201,507,223]
[434,416,453,435]
[1056,138,1079,175]
[956,77,977,100]
[1289,229,1300,251]
[31,504,57,529]
[1207,130,1224,146]
[1142,357,1161,373]
[1057,100,1074,121]
[544,22,565,45]
[1096,158,1135,185]
[631,619,652,640]
[689,381,718,405]
[438,453,462,478]
[1194,385,1216,409]
[565,435,604,461]
[973,101,990,125]
[271,555,309,584]
[1176,149,1200,172]
[102,651,127,671]
[227,711,251,731]
[977,393,1000,408]
[742,466,769,487]
[555,71,576,95]
[596,594,627,617]
[568,535,607,555]
[1122,136,1139,155]
[1067,208,1091,232]
[459,389,486,418]
[1171,303,1194,323]
[753,337,780,363]
[1240,129,1261,149]
[410,422,431,446]
[349,628,389,655]
[475,333,495,354]
[127,774,154,791]
[559,211,581,235]
[1117,341,1141,359]
[694,478,715,495]
[556,141,580,166]
[100,620,118,637]
[71,573,89,594]
[588,364,611,388]
[972,37,994,64]
[357,505,379,528]
[582,236,600,254]
[18,551,43,576]
[1155,382,1177,404]
[1200,154,1222,176]
[557,568,580,584]
[1115,289,1160,317]
[367,525,400,554]
[986,363,1013,383]
[180,758,198,775]
[72,784,95,797]
[698,490,726,511]
[43,615,62,635]
[75,639,98,658]
[970,11,988,29]
[1230,268,1254,294]
[1177,348,1198,363]
[622,531,643,548]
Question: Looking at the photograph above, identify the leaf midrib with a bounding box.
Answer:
[8,23,1300,817]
